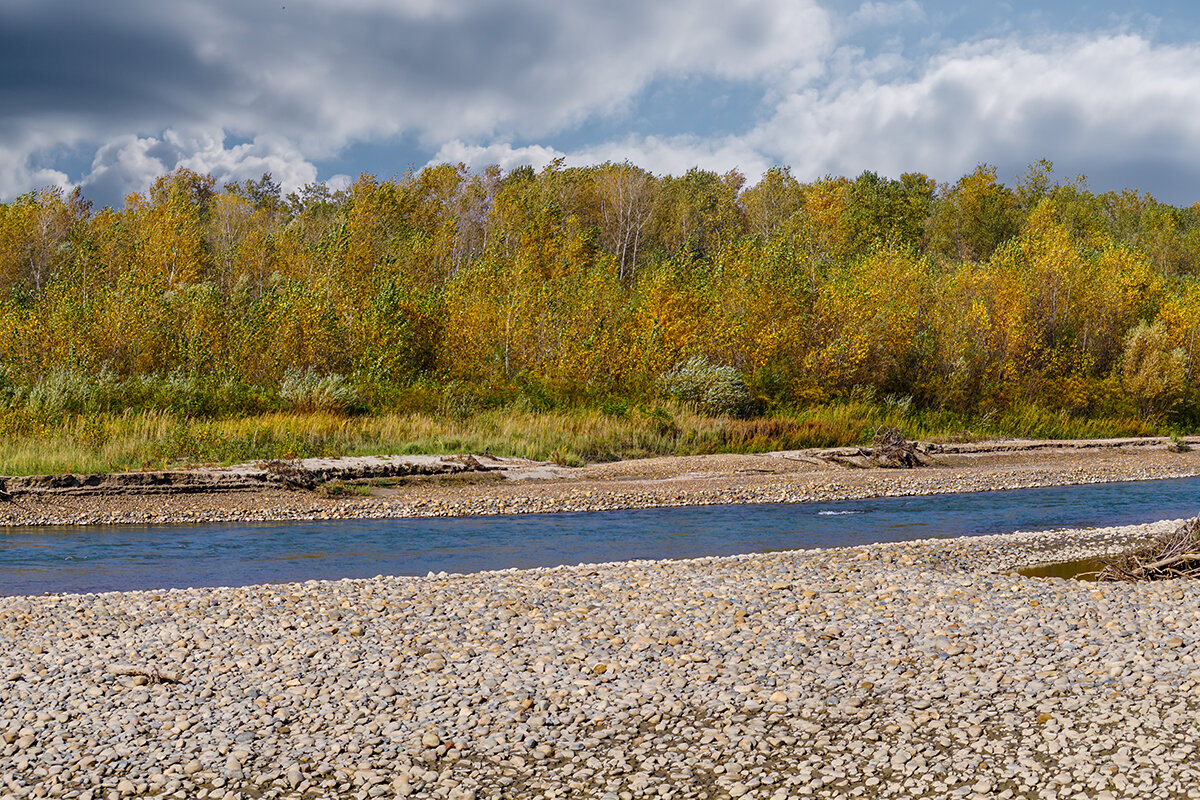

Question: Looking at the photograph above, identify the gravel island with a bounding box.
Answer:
[2,437,1199,526]
[4,518,1200,800]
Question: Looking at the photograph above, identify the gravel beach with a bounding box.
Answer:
[5,517,1200,800]
[3,437,1199,527]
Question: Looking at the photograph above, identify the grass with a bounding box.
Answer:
[0,400,1171,476]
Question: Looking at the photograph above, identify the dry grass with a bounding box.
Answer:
[0,401,1168,476]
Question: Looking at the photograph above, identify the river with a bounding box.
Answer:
[2,475,1198,595]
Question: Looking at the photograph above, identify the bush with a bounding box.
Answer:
[24,367,121,415]
[278,368,359,414]
[1121,319,1188,416]
[127,371,260,416]
[660,356,753,417]
[0,366,19,410]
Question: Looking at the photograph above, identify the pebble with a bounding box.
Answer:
[3,451,1197,528]
[2,517,1200,799]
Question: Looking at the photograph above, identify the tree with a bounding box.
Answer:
[842,171,933,257]
[1122,319,1188,416]
[596,161,656,280]
[656,168,745,263]
[133,169,216,286]
[926,165,1021,263]
[0,187,85,298]
[741,166,802,240]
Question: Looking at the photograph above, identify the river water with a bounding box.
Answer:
[2,476,1198,596]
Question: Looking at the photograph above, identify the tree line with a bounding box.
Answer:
[0,159,1197,424]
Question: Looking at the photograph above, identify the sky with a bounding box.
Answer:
[4,0,1200,208]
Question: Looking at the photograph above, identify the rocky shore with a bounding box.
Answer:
[4,518,1200,800]
[2,437,1199,527]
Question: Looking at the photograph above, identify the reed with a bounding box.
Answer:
[0,401,1168,476]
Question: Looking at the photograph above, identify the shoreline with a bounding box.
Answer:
[3,435,1200,527]
[3,519,1198,799]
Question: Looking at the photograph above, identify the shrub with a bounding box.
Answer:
[1121,319,1188,417]
[0,366,19,410]
[660,356,753,417]
[24,367,121,415]
[278,368,359,414]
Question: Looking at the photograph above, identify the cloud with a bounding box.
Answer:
[0,0,832,205]
[0,147,70,200]
[431,135,773,183]
[79,129,320,205]
[571,136,772,180]
[80,136,173,206]
[429,142,566,174]
[847,0,925,29]
[435,31,1200,206]
[747,33,1200,198]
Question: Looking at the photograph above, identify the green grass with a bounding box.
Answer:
[0,400,1171,476]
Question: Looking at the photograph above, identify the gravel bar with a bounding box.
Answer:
[4,519,1200,799]
[4,448,1200,527]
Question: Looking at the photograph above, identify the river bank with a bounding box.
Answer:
[3,518,1198,800]
[2,436,1199,526]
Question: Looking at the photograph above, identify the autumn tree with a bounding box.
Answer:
[656,168,746,262]
[926,165,1021,263]
[595,161,656,280]
[741,166,803,240]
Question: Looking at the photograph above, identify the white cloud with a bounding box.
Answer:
[325,174,353,193]
[571,135,772,180]
[749,33,1200,188]
[0,149,70,200]
[172,132,318,195]
[431,135,772,182]
[81,136,172,204]
[429,141,566,174]
[79,128,320,205]
[441,31,1200,204]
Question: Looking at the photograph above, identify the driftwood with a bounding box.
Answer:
[255,459,318,490]
[865,427,924,469]
[1098,515,1200,581]
[106,663,184,684]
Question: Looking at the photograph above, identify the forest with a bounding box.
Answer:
[0,159,1196,473]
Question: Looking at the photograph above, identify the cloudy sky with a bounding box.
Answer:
[4,0,1200,207]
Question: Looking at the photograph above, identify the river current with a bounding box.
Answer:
[2,475,1198,595]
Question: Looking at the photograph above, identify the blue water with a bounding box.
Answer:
[1,476,1198,596]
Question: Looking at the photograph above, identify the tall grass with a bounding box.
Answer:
[0,401,1165,476]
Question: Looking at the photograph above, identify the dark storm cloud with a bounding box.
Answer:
[0,3,233,130]
[0,0,830,203]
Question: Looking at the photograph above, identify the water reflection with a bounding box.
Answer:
[1016,557,1108,581]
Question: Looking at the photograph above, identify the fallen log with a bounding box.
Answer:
[865,427,925,469]
[1141,552,1200,572]
[1099,515,1200,581]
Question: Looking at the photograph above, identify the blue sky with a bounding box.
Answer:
[4,1,1200,207]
